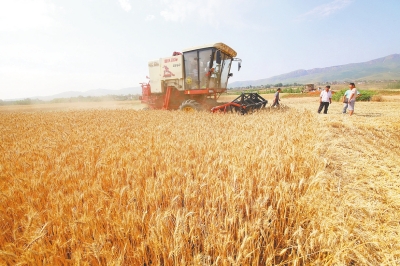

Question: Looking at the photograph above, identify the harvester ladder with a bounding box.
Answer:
[163,86,173,110]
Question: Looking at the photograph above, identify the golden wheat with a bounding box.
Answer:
[0,101,399,265]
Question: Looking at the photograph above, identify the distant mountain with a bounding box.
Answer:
[34,87,142,101]
[11,54,400,100]
[230,54,400,87]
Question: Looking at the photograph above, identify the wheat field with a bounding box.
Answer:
[1,98,400,265]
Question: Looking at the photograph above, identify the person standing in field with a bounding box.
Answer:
[343,83,360,114]
[271,88,281,107]
[347,82,358,116]
[317,85,332,114]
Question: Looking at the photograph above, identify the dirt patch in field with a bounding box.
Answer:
[382,95,400,101]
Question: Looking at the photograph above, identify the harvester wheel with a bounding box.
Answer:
[179,99,202,112]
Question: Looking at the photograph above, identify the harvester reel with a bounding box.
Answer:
[211,93,268,114]
[179,99,202,112]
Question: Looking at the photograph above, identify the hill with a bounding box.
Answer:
[230,54,400,87]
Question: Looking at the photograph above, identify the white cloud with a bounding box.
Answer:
[298,0,353,19]
[160,0,196,22]
[0,0,56,31]
[145,15,155,21]
[159,0,251,28]
[118,0,132,12]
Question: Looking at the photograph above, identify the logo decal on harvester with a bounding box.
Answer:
[163,66,175,78]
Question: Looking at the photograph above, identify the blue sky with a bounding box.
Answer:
[1,0,399,99]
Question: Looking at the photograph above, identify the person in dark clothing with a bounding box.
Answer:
[271,88,281,107]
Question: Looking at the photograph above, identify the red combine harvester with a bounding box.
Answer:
[140,42,267,113]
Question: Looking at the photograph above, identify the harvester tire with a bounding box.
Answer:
[179,99,202,112]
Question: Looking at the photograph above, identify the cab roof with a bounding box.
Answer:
[181,42,237,58]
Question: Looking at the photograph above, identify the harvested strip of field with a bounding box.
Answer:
[0,104,399,265]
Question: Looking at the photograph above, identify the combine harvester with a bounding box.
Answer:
[140,42,267,113]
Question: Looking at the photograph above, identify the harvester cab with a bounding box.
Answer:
[181,44,238,91]
[140,42,267,113]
